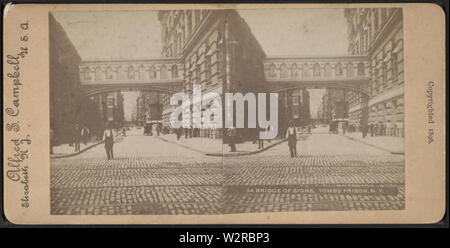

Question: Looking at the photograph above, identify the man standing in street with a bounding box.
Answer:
[73,124,81,152]
[227,127,237,152]
[286,121,297,158]
[81,126,90,145]
[103,122,115,160]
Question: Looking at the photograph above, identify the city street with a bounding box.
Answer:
[51,128,404,215]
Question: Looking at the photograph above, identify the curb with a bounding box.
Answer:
[206,138,287,157]
[155,136,208,155]
[340,134,404,155]
[50,141,104,159]
[155,136,287,157]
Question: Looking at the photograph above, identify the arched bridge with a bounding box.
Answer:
[79,57,184,96]
[263,55,370,95]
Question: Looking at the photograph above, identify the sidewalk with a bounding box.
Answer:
[156,134,287,157]
[340,132,404,155]
[51,132,123,159]
[51,139,104,159]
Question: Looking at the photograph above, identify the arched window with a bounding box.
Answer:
[269,64,277,77]
[105,66,113,80]
[117,67,124,80]
[83,67,91,80]
[280,64,289,78]
[205,58,211,80]
[391,52,398,81]
[357,62,365,76]
[127,66,135,79]
[291,64,299,79]
[149,65,156,78]
[374,68,380,88]
[381,62,387,86]
[346,62,354,77]
[171,64,178,78]
[139,65,145,80]
[95,67,102,81]
[160,65,168,80]
[313,63,321,76]
[335,63,343,76]
[324,63,332,77]
[302,63,310,78]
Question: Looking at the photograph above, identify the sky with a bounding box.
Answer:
[53,9,349,119]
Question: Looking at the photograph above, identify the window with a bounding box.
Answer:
[324,63,332,77]
[139,66,145,80]
[83,67,91,80]
[160,65,168,80]
[187,12,192,36]
[195,10,200,27]
[195,65,201,84]
[381,62,387,86]
[357,62,365,76]
[127,66,135,79]
[149,66,156,78]
[391,53,398,81]
[302,64,310,78]
[291,64,299,79]
[95,67,102,81]
[171,64,178,78]
[346,62,354,77]
[313,63,321,76]
[374,68,379,88]
[117,67,124,80]
[105,66,113,80]
[205,57,212,80]
[269,64,277,77]
[381,8,387,23]
[373,9,379,31]
[280,64,289,78]
[335,63,343,76]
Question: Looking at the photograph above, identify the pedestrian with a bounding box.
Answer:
[227,127,237,152]
[258,126,264,149]
[176,127,182,141]
[81,126,90,145]
[73,124,81,152]
[103,122,115,160]
[266,125,273,143]
[374,123,379,136]
[184,127,189,139]
[362,124,368,138]
[307,124,312,135]
[122,127,127,137]
[286,121,297,158]
[370,122,374,137]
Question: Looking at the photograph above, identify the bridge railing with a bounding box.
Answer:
[79,57,184,85]
[263,55,370,82]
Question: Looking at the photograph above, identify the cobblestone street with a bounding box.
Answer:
[51,131,404,215]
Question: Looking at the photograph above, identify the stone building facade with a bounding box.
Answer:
[345,8,404,137]
[49,13,84,144]
[158,10,266,139]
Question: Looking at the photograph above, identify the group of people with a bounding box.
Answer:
[175,126,208,141]
[70,124,92,152]
[360,122,396,138]
[225,121,299,158]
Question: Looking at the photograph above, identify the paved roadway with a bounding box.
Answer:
[51,128,404,215]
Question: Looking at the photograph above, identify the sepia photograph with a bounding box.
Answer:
[48,8,405,215]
